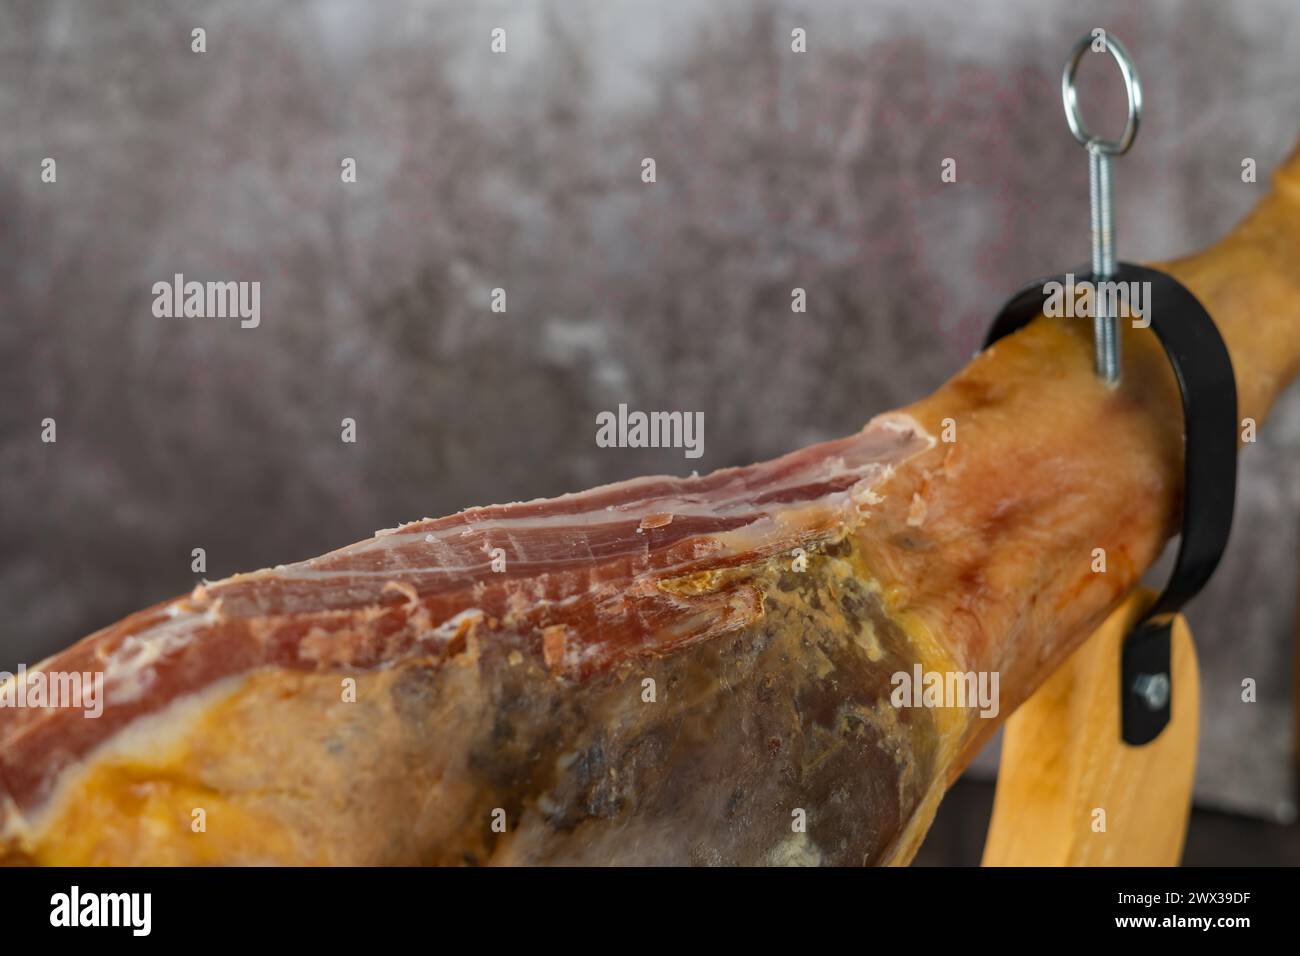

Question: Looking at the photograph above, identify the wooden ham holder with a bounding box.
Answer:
[972,37,1237,866]
[976,263,1236,867]
[983,590,1199,865]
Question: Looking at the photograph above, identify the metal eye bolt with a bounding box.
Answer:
[1061,32,1143,385]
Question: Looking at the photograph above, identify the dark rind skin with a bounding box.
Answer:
[0,541,938,865]
[450,543,938,866]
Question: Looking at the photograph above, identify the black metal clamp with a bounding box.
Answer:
[983,263,1238,745]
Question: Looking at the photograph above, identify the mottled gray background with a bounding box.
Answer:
[2,0,1297,844]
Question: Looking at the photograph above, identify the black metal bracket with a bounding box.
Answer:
[983,263,1238,745]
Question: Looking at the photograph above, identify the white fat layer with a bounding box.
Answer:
[424,608,486,642]
[99,612,207,706]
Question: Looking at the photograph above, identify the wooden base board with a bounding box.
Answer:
[983,589,1198,866]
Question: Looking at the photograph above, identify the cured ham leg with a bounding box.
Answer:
[5,147,1300,866]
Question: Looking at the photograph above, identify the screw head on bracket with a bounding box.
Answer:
[1132,672,1171,711]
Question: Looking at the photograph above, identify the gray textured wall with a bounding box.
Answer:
[1,0,1297,825]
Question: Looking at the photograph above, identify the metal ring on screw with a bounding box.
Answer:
[1061,32,1142,156]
